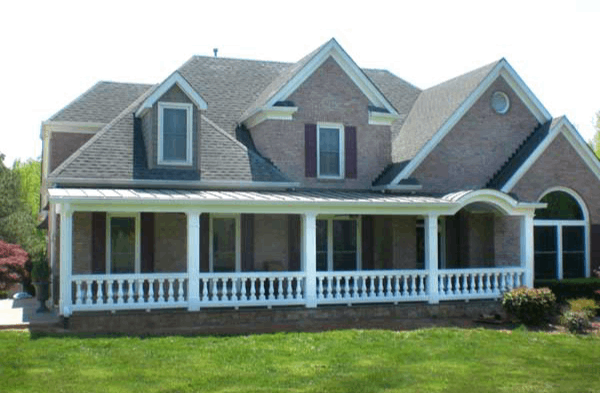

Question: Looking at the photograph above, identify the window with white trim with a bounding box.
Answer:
[534,190,587,279]
[106,213,140,274]
[158,102,193,166]
[209,214,241,272]
[316,216,360,271]
[317,123,344,178]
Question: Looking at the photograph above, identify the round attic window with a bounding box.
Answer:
[491,91,510,114]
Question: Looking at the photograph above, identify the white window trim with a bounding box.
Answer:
[317,215,361,271]
[316,123,345,179]
[534,187,590,279]
[157,102,194,166]
[105,213,141,274]
[209,213,241,273]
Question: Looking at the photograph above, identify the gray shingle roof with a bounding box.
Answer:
[48,81,154,123]
[392,60,501,163]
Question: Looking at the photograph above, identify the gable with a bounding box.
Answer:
[411,76,539,193]
[510,132,600,223]
[387,59,552,188]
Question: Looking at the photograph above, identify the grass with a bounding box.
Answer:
[1,328,599,392]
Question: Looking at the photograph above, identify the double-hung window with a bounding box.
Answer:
[106,213,140,274]
[317,123,344,178]
[316,216,360,271]
[158,102,193,166]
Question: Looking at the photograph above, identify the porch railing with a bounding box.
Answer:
[316,270,429,304]
[68,267,525,313]
[437,268,525,301]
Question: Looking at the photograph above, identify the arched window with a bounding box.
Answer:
[534,189,588,280]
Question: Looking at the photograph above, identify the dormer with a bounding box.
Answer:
[135,72,207,169]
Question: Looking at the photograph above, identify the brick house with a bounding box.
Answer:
[41,38,600,323]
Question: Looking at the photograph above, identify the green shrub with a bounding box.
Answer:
[535,278,600,303]
[502,287,556,326]
[561,310,592,334]
[30,253,49,282]
[0,290,8,299]
[567,298,599,317]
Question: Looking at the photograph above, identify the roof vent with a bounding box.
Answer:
[213,48,218,57]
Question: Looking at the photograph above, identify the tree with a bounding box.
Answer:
[0,240,29,291]
[590,111,600,158]
[0,154,45,256]
[13,158,41,218]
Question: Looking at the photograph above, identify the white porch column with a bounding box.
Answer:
[59,204,73,317]
[302,212,317,308]
[187,212,201,311]
[520,212,534,287]
[425,214,439,304]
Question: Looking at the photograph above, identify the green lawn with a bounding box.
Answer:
[1,328,599,393]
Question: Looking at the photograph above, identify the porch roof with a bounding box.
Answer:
[48,188,544,216]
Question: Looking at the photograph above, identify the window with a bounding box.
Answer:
[534,189,588,280]
[106,213,140,274]
[317,123,344,178]
[491,91,510,114]
[209,214,241,272]
[158,102,193,166]
[316,217,360,271]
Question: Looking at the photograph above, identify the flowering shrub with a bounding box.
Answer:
[567,298,598,317]
[0,240,29,291]
[502,287,556,326]
[561,310,592,334]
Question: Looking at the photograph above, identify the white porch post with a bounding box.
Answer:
[187,212,201,311]
[302,212,317,308]
[425,214,439,304]
[59,204,73,317]
[520,212,534,287]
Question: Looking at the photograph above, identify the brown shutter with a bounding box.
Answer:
[288,215,301,271]
[305,123,317,177]
[345,126,357,179]
[200,213,210,272]
[91,212,106,274]
[590,224,600,274]
[140,213,154,273]
[362,216,374,270]
[241,214,254,271]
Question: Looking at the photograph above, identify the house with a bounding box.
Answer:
[41,38,600,327]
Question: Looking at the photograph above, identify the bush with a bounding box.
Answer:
[567,298,599,317]
[502,287,557,326]
[0,290,8,299]
[0,240,29,291]
[561,310,592,334]
[535,278,600,303]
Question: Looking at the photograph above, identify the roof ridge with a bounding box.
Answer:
[49,84,157,179]
[200,114,292,182]
[191,54,292,66]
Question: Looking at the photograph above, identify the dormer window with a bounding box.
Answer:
[157,102,193,166]
[317,123,344,179]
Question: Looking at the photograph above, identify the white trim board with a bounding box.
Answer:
[501,117,600,193]
[135,72,207,117]
[390,59,552,186]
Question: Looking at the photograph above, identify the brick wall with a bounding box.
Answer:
[494,216,521,266]
[373,216,417,269]
[250,57,391,189]
[72,212,92,274]
[413,77,539,193]
[154,213,187,272]
[50,132,94,172]
[65,300,504,334]
[253,214,289,271]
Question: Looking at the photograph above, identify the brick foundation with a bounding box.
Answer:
[64,300,503,335]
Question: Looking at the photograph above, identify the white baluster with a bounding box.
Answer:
[257,278,264,301]
[74,280,82,305]
[316,277,323,300]
[376,275,383,298]
[135,279,141,303]
[178,278,185,302]
[285,277,291,300]
[127,279,134,304]
[249,277,255,301]
[148,279,155,304]
[352,275,358,299]
[269,277,275,301]
[360,275,366,299]
[107,279,114,305]
[166,278,174,303]
[343,276,350,300]
[460,275,465,295]
[201,278,208,301]
[469,274,474,295]
[484,274,490,294]
[210,278,217,301]
[98,279,105,304]
[86,280,93,305]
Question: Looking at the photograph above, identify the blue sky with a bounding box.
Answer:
[1,0,598,166]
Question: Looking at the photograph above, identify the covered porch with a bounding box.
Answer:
[48,188,542,316]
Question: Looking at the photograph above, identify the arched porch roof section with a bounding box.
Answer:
[443,189,544,216]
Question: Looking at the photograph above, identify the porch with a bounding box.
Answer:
[49,188,541,316]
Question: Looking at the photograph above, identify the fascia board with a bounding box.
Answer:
[135,73,207,117]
